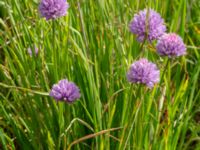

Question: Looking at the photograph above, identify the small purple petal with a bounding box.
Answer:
[27,45,39,56]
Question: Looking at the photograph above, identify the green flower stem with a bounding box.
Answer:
[154,58,170,142]
[52,20,58,81]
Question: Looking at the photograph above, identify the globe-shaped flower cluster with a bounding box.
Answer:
[156,33,186,57]
[129,9,166,42]
[127,58,160,88]
[50,79,80,103]
[39,0,69,20]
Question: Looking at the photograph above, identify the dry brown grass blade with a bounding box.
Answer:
[67,127,123,150]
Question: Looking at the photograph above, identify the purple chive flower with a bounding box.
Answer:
[39,0,69,20]
[50,79,80,103]
[27,46,39,56]
[156,33,186,57]
[129,9,166,42]
[127,58,160,88]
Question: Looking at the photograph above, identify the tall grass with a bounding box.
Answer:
[0,0,200,149]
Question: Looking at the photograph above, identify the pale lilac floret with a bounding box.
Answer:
[39,0,69,20]
[127,58,160,88]
[27,46,39,56]
[156,33,186,57]
[129,9,166,42]
[50,79,80,103]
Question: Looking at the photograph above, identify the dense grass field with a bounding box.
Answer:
[0,0,200,149]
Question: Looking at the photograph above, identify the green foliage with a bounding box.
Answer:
[0,0,199,149]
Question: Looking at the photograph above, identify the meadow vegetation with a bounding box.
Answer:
[0,0,200,149]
